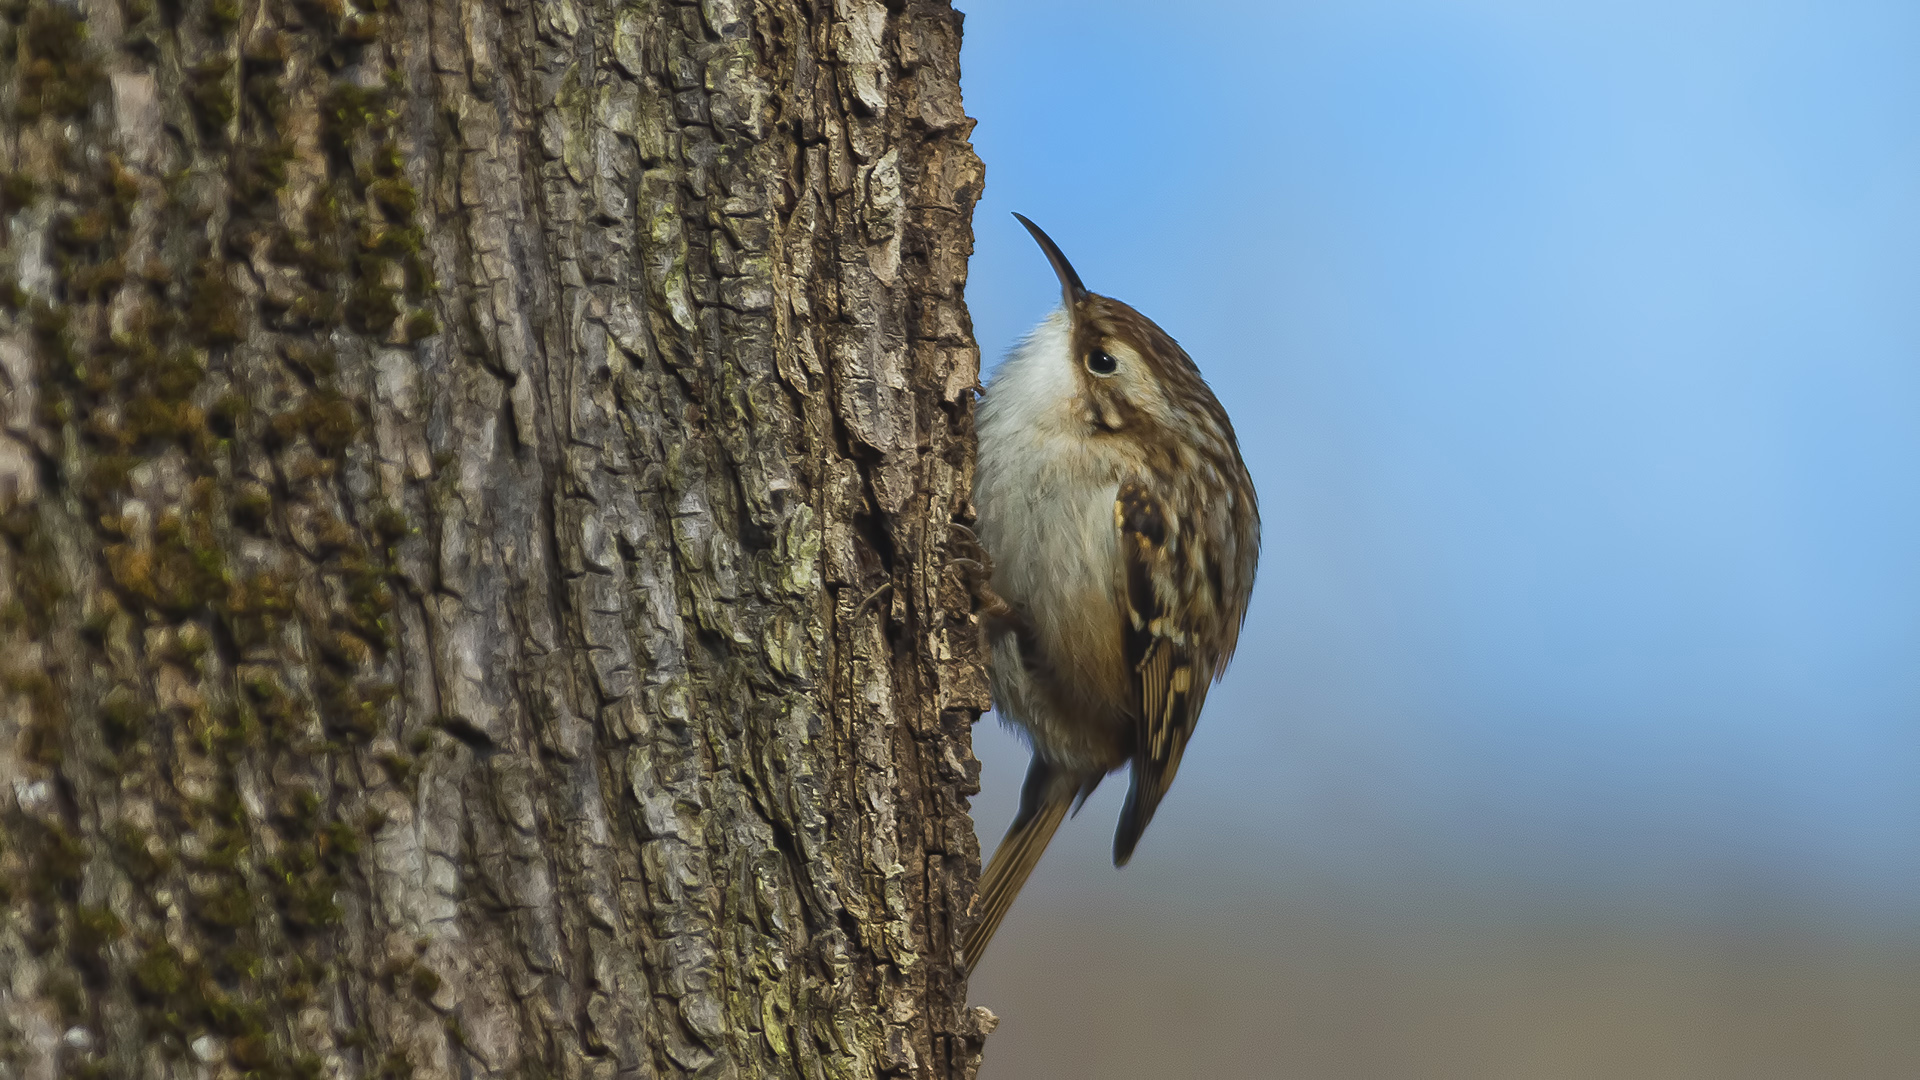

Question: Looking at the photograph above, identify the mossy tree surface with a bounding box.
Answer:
[0,1,990,1077]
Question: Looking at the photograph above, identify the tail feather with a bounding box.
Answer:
[963,794,1070,971]
[1112,761,1161,866]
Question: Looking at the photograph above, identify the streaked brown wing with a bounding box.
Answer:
[1112,479,1211,865]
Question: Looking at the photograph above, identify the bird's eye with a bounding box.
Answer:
[1086,350,1118,376]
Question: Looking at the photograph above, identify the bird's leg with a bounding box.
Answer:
[947,523,1019,632]
[951,559,1014,624]
[947,521,988,561]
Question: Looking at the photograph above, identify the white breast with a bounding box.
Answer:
[974,310,1132,767]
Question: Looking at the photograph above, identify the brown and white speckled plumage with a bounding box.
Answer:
[965,216,1260,970]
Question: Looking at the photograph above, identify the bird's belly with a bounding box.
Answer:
[978,453,1133,772]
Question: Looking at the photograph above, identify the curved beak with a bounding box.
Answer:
[1013,213,1087,308]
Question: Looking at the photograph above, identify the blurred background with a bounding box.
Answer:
[954,1,1920,1076]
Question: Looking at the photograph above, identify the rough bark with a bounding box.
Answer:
[0,1,990,1078]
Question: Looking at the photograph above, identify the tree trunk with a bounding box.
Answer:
[0,0,990,1077]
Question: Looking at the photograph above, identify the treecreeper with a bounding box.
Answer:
[965,214,1262,969]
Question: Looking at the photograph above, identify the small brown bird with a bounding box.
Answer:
[965,215,1261,970]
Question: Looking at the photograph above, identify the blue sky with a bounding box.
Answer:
[959,0,1920,925]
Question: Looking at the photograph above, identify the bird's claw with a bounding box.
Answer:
[949,560,1014,626]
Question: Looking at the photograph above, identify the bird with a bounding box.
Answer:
[964,213,1261,971]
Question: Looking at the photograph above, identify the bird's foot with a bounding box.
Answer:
[947,523,1014,625]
